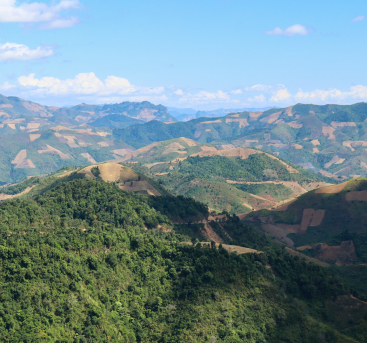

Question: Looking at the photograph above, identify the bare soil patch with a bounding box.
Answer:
[29,134,41,141]
[311,139,320,146]
[38,145,71,159]
[260,111,282,124]
[287,121,303,128]
[81,153,97,163]
[346,190,367,201]
[322,126,336,140]
[179,137,199,146]
[0,185,38,201]
[225,118,249,127]
[315,180,348,194]
[120,180,161,196]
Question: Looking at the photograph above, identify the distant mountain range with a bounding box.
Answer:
[114,102,367,181]
[167,106,276,121]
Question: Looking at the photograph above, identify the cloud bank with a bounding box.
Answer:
[2,73,367,108]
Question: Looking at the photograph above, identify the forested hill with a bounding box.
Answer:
[0,176,365,342]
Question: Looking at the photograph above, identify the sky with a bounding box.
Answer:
[0,0,367,110]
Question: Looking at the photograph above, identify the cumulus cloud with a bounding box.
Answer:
[352,15,365,22]
[266,24,311,37]
[0,42,54,61]
[245,84,286,92]
[247,94,266,103]
[2,72,166,105]
[174,89,184,96]
[270,88,291,102]
[0,0,81,28]
[230,89,243,94]
[295,85,367,102]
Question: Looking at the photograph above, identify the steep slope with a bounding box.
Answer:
[0,172,365,341]
[245,178,367,262]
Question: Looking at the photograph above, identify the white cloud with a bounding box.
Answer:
[0,0,81,29]
[0,42,54,61]
[174,89,184,96]
[3,72,166,105]
[247,94,266,103]
[295,86,367,102]
[230,89,243,94]
[40,16,80,29]
[178,90,231,105]
[352,15,365,22]
[270,88,291,102]
[266,24,311,37]
[245,84,286,92]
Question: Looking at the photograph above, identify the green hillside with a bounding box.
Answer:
[0,172,365,342]
[112,102,367,180]
[123,141,332,214]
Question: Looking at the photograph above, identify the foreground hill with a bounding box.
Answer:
[113,102,367,180]
[245,178,367,295]
[116,138,333,214]
[0,168,365,341]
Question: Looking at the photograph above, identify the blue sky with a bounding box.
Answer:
[0,0,366,109]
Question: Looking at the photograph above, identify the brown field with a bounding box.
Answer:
[0,185,38,201]
[322,126,336,140]
[221,144,235,150]
[194,130,201,138]
[80,153,96,163]
[29,134,41,141]
[112,148,133,156]
[224,118,249,127]
[345,190,367,201]
[14,159,36,169]
[313,241,357,265]
[12,149,27,165]
[163,142,186,155]
[330,121,356,128]
[27,123,40,129]
[315,180,348,193]
[196,119,222,126]
[261,223,297,246]
[249,111,263,119]
[260,111,282,124]
[7,124,16,129]
[272,198,297,211]
[120,180,161,196]
[285,106,294,116]
[38,145,71,159]
[311,139,320,146]
[312,147,319,153]
[0,104,13,109]
[292,144,303,149]
[135,109,158,121]
[324,155,341,168]
[287,121,303,129]
[200,146,217,152]
[205,129,211,132]
[200,223,224,243]
[179,137,199,146]
[98,163,126,182]
[184,242,262,254]
[97,141,110,147]
[228,113,239,117]
[309,209,325,226]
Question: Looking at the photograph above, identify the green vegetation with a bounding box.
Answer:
[234,183,292,202]
[0,177,364,342]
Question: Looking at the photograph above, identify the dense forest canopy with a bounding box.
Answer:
[0,178,365,342]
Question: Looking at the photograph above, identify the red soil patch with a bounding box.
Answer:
[300,209,325,233]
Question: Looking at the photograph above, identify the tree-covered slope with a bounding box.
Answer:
[0,177,364,342]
